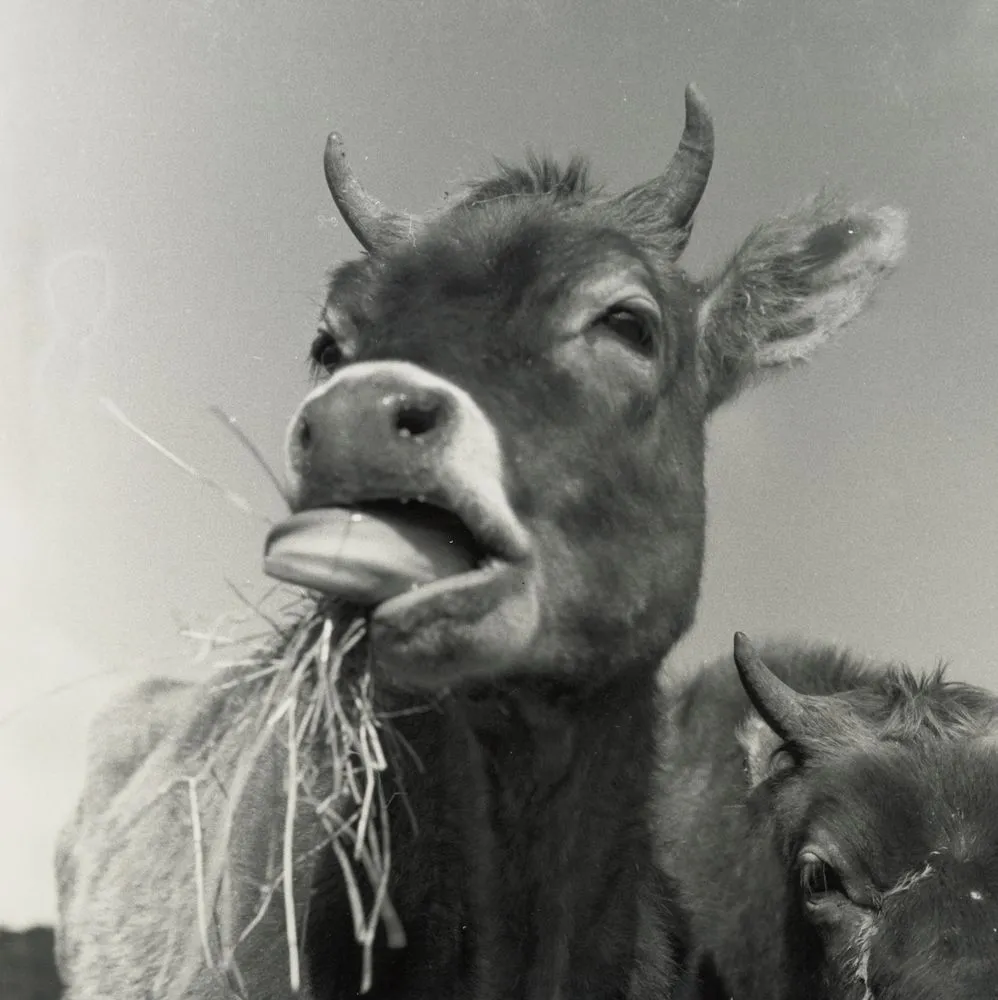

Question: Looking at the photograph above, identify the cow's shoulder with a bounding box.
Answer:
[56,665,316,999]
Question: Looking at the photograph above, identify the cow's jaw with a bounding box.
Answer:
[371,553,542,687]
[364,487,540,687]
[265,487,539,687]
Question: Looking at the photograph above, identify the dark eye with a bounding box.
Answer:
[597,307,656,356]
[799,852,847,906]
[310,330,343,374]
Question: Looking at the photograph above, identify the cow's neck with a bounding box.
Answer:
[451,665,662,998]
[306,662,665,999]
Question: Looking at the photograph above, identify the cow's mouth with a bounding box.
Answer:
[263,494,530,616]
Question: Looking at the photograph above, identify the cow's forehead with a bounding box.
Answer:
[928,742,998,864]
[326,209,675,324]
[808,742,998,881]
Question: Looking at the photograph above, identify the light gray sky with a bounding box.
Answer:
[3,0,997,928]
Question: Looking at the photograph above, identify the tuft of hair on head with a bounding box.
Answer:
[458,152,599,209]
[864,663,998,743]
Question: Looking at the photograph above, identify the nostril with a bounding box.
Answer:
[395,399,442,438]
[295,416,312,452]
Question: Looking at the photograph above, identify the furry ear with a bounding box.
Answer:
[736,711,791,788]
[698,195,907,409]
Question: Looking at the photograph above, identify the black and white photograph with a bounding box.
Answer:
[3,1,997,997]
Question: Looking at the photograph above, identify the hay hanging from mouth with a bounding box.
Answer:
[99,399,408,994]
[185,592,409,997]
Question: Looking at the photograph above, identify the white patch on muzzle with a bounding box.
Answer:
[284,361,523,548]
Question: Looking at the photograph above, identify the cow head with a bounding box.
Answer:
[735,633,998,1000]
[266,88,906,690]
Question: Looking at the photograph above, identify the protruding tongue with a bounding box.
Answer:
[263,506,478,605]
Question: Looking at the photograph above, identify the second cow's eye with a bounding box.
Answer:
[799,852,847,906]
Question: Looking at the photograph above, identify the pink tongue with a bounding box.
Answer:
[263,507,477,605]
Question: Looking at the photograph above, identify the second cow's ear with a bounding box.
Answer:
[737,711,794,788]
[697,196,907,410]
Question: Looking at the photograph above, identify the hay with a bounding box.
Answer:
[99,398,407,995]
[99,397,274,524]
[187,592,408,997]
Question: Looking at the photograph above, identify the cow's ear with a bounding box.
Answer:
[697,196,907,410]
[737,711,795,788]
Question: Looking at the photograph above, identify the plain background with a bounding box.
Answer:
[2,0,996,928]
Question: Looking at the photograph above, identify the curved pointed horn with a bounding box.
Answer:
[610,84,714,235]
[324,133,421,254]
[733,632,838,744]
[660,84,714,227]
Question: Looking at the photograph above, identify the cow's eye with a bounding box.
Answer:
[310,329,343,374]
[596,306,657,357]
[799,852,847,905]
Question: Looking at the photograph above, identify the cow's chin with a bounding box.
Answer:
[369,559,542,688]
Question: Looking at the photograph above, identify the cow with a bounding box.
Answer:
[55,86,906,1000]
[656,633,998,1000]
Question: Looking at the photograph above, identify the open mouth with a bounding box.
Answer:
[362,499,490,564]
[263,495,528,611]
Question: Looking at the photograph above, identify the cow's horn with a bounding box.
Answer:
[610,84,714,234]
[732,632,836,744]
[661,84,714,228]
[324,133,421,254]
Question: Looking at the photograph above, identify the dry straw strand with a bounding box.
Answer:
[283,704,301,993]
[99,396,273,523]
[208,404,290,505]
[186,777,215,969]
